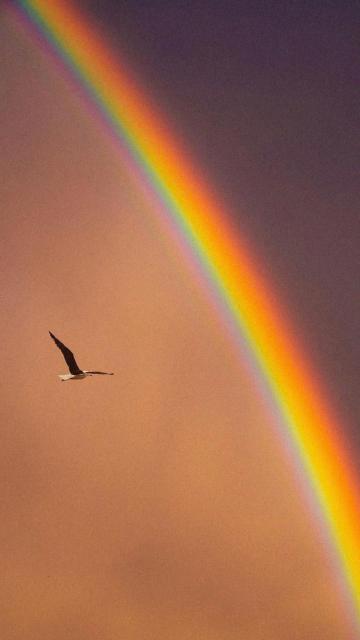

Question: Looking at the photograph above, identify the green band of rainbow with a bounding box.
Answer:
[14,0,360,626]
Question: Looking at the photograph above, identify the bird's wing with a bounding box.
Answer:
[49,332,82,375]
[85,371,114,375]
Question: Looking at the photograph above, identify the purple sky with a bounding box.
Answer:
[83,0,359,436]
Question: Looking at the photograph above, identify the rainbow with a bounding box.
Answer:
[12,0,360,627]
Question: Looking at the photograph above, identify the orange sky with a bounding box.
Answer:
[0,11,356,638]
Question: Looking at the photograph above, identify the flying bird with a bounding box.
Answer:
[49,331,114,381]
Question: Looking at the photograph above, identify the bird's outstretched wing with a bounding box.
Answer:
[85,371,114,375]
[49,331,83,375]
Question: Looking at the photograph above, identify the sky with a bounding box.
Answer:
[82,0,359,434]
[0,2,359,639]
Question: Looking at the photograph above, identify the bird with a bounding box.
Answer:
[49,331,114,381]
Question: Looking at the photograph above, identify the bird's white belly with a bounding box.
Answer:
[58,373,87,381]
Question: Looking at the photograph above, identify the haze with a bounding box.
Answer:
[0,11,355,639]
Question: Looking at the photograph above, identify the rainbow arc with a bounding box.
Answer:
[13,0,360,628]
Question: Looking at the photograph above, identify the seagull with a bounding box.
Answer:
[49,331,114,381]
